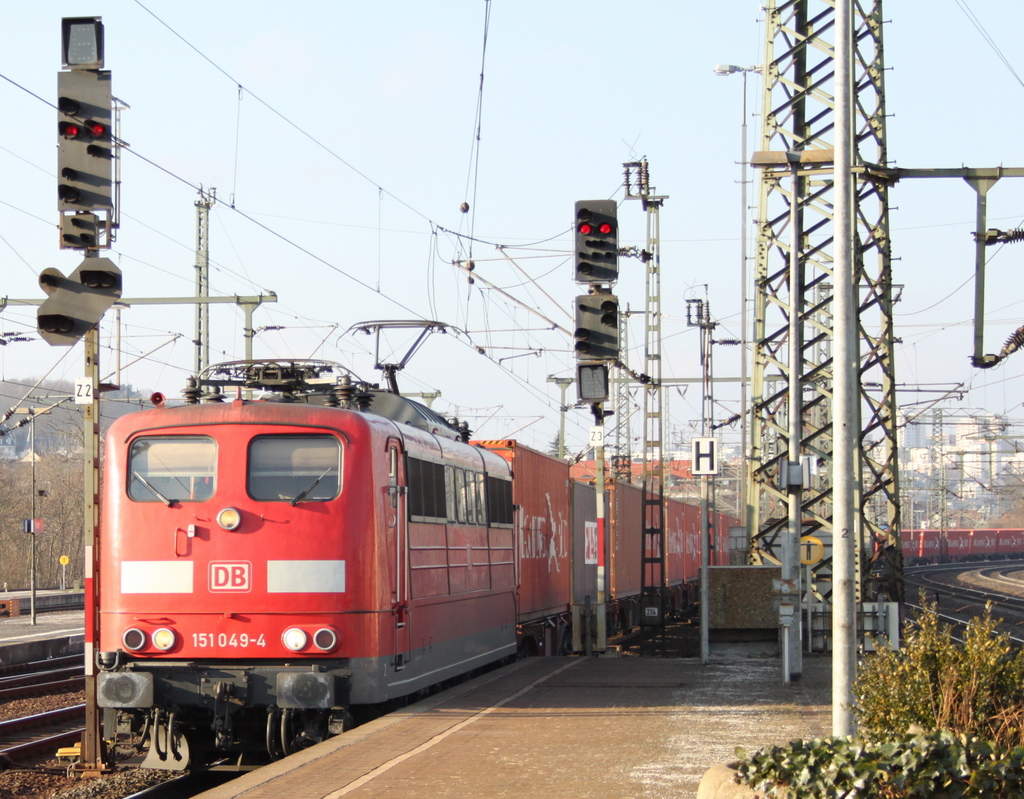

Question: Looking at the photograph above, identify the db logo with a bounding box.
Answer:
[210,562,251,592]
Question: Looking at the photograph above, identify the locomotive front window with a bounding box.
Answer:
[248,435,341,503]
[128,437,217,503]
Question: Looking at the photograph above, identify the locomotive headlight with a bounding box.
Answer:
[217,507,242,531]
[151,627,177,651]
[282,627,308,652]
[122,628,146,651]
[313,627,338,652]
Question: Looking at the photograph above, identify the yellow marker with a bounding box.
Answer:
[800,535,825,565]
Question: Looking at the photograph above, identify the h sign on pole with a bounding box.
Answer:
[691,437,719,476]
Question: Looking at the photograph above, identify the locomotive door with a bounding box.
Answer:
[387,440,410,671]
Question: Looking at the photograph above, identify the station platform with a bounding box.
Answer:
[0,605,84,665]
[196,653,832,799]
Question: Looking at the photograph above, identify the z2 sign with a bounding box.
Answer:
[74,377,93,405]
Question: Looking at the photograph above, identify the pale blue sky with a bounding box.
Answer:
[1,1,1023,453]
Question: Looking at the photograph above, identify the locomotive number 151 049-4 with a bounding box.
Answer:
[191,633,268,648]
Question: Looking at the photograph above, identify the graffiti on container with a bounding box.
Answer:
[668,520,683,556]
[584,521,598,565]
[518,493,568,572]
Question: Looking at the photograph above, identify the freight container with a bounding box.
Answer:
[474,441,572,622]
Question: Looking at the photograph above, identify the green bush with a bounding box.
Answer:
[733,596,1024,797]
[853,595,1024,747]
[735,731,1024,798]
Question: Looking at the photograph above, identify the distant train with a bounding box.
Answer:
[93,360,733,769]
[901,528,1024,565]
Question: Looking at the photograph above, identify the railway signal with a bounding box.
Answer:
[57,68,113,219]
[573,293,619,362]
[36,257,122,346]
[576,363,609,403]
[574,200,618,284]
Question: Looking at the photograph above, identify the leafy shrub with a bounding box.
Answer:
[852,595,1024,747]
[732,596,1024,797]
[735,731,1024,798]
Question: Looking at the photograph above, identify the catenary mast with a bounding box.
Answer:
[745,0,902,660]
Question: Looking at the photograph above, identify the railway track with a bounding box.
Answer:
[0,653,82,680]
[905,560,1024,644]
[0,704,84,763]
[0,657,84,701]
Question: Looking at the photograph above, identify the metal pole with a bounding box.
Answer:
[700,306,713,664]
[30,414,36,626]
[967,177,999,367]
[592,403,607,652]
[700,473,710,664]
[243,303,257,401]
[784,155,804,680]
[548,376,574,460]
[558,391,567,460]
[194,189,215,376]
[114,308,122,389]
[833,0,858,737]
[739,68,750,544]
[79,325,107,771]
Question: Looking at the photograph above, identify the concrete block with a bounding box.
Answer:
[696,762,761,799]
[708,566,780,630]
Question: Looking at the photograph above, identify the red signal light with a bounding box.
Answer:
[86,120,106,137]
[579,223,593,235]
[599,222,613,235]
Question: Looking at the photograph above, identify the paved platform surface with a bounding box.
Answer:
[196,653,832,799]
[0,609,84,644]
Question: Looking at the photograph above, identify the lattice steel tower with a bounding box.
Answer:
[746,0,901,612]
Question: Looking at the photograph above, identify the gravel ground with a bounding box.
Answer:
[0,688,86,722]
[0,686,179,799]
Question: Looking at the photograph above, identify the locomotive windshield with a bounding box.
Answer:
[248,435,341,503]
[128,436,217,503]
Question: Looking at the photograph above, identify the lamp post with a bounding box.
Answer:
[547,375,574,460]
[15,407,45,625]
[713,63,761,540]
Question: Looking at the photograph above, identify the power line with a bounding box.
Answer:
[954,0,1024,90]
[131,0,435,225]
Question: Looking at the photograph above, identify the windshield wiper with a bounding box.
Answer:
[133,471,175,507]
[289,467,334,506]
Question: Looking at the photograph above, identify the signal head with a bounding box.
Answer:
[57,69,113,218]
[573,293,620,362]
[574,200,618,285]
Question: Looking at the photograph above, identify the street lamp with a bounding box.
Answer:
[547,375,574,460]
[713,63,761,540]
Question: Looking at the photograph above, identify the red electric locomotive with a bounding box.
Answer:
[96,360,518,768]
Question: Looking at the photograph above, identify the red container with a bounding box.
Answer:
[475,441,571,621]
[918,529,940,560]
[901,529,918,560]
[945,529,971,561]
[997,529,1024,557]
[971,528,999,558]
[608,481,643,600]
[664,498,685,587]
